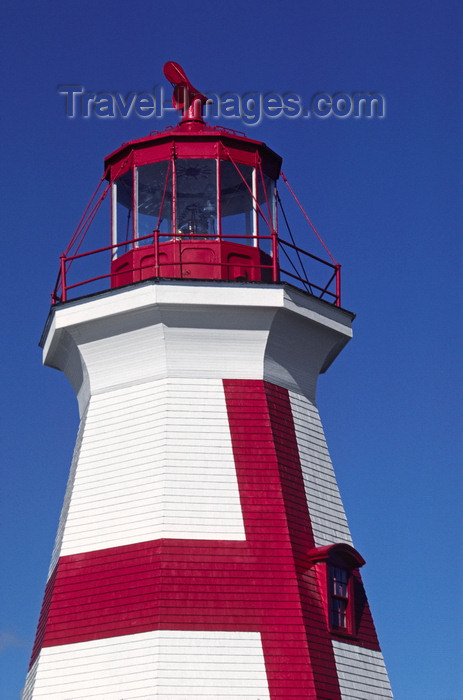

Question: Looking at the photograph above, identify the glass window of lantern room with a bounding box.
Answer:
[257,169,276,255]
[220,161,255,246]
[111,170,133,258]
[175,159,217,238]
[137,161,173,243]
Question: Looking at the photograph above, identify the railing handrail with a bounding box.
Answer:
[53,230,341,306]
[62,231,278,264]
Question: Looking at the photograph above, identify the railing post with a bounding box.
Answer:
[154,229,160,277]
[60,254,67,302]
[335,263,341,307]
[271,230,279,282]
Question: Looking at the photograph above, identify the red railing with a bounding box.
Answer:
[52,231,341,306]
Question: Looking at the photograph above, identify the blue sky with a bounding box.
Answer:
[1,1,461,698]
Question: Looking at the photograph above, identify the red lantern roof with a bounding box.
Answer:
[104,121,282,182]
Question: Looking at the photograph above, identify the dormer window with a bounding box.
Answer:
[306,543,366,639]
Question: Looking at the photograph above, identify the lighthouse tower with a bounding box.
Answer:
[23,64,393,699]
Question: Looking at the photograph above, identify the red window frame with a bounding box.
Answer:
[306,543,365,640]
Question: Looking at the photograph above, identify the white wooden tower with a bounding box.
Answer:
[23,63,393,699]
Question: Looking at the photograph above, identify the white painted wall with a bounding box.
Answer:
[289,390,353,547]
[23,630,271,700]
[50,377,245,568]
[42,282,353,415]
[43,282,354,573]
[332,640,393,699]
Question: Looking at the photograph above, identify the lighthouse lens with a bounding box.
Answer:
[176,159,217,238]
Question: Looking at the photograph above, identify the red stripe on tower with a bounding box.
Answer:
[224,379,343,698]
[30,380,346,697]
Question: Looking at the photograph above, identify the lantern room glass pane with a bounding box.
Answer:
[257,171,276,253]
[115,170,133,254]
[137,162,173,243]
[176,159,217,238]
[220,161,254,244]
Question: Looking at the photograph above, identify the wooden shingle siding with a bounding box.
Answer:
[53,378,245,558]
[23,631,271,699]
[48,409,88,577]
[21,656,38,700]
[332,641,393,699]
[25,282,393,698]
[289,391,352,547]
[27,380,342,698]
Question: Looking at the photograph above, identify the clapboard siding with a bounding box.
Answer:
[27,374,393,699]
[27,378,392,698]
[332,641,393,699]
[43,284,353,415]
[48,409,87,576]
[289,391,353,547]
[224,380,342,698]
[29,380,338,697]
[26,282,394,698]
[55,378,245,557]
[21,658,38,700]
[24,631,271,699]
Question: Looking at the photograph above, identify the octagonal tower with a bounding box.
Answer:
[23,63,392,699]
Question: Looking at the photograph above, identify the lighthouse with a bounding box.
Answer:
[23,63,393,699]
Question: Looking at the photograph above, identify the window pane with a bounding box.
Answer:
[137,162,172,243]
[329,566,349,629]
[331,598,347,628]
[330,567,348,598]
[176,159,217,238]
[257,171,276,253]
[115,170,133,253]
[220,160,254,244]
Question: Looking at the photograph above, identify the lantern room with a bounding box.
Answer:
[51,63,341,307]
[106,120,281,287]
[106,62,282,287]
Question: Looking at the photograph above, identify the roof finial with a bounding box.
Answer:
[163,61,207,124]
